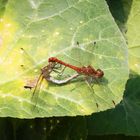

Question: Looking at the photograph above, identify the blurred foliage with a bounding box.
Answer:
[0,0,8,17]
[87,76,140,135]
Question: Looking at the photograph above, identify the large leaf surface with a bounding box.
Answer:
[0,0,128,118]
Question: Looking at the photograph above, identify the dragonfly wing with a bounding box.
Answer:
[31,73,44,112]
[20,48,40,69]
[85,77,99,109]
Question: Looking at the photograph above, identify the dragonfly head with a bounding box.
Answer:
[41,62,57,77]
[95,69,104,78]
[48,57,57,63]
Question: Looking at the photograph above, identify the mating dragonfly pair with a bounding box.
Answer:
[22,45,105,108]
[24,55,104,95]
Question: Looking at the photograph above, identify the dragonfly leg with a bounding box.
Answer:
[86,77,101,88]
[54,63,62,69]
[52,66,66,77]
[84,76,95,88]
[52,69,62,74]
[58,66,66,76]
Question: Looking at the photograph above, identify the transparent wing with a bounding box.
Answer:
[20,48,43,111]
[20,48,39,70]
[31,73,44,111]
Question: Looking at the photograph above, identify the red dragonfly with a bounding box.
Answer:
[48,57,105,108]
[47,41,115,107]
[23,51,105,109]
[48,57,104,79]
[31,61,80,110]
[22,42,114,110]
[21,48,79,111]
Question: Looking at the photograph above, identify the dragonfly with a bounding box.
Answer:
[21,48,80,110]
[22,48,104,109]
[48,57,104,79]
[46,41,116,108]
[47,56,104,108]
[22,40,115,110]
[31,61,80,99]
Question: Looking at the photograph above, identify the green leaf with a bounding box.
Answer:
[106,0,131,35]
[87,76,140,135]
[107,0,140,75]
[0,0,128,118]
[126,0,140,74]
[0,0,8,17]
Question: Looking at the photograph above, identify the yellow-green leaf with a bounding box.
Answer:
[0,0,129,118]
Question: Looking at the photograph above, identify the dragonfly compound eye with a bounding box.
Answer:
[96,69,104,78]
[48,57,57,62]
